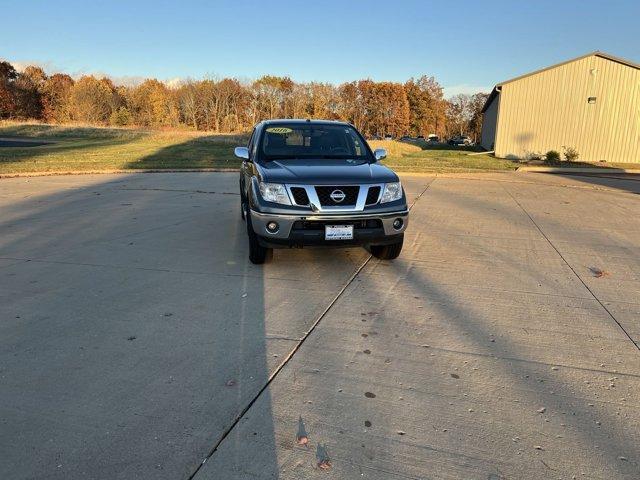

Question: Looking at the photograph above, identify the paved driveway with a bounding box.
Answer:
[1,172,639,479]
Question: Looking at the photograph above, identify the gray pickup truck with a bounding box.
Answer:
[235,119,409,264]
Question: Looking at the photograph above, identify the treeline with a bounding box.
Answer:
[0,60,487,139]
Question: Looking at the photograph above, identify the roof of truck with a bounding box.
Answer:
[260,119,351,126]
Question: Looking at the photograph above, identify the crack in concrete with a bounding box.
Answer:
[185,178,437,480]
[501,183,640,354]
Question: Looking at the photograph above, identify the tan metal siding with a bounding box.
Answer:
[494,55,640,163]
[480,94,499,150]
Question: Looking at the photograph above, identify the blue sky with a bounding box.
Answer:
[2,0,639,96]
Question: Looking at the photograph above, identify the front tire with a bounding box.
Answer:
[369,235,403,260]
[246,206,272,264]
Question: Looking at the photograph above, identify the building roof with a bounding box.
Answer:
[481,51,640,113]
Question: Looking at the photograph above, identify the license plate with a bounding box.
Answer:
[325,225,354,240]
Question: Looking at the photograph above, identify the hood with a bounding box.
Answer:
[257,158,399,185]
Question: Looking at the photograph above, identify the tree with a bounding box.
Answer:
[177,80,201,130]
[13,65,46,119]
[0,61,18,118]
[446,93,473,137]
[467,92,489,143]
[109,106,132,126]
[68,76,116,124]
[128,79,178,127]
[41,73,74,123]
[251,75,294,121]
[0,59,475,139]
[404,76,447,138]
[307,83,338,119]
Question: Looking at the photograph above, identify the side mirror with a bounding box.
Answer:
[373,148,387,161]
[234,146,249,160]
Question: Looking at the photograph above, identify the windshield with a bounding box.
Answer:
[260,124,370,161]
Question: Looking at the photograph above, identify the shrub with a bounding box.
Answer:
[563,146,579,162]
[545,150,561,164]
[109,107,132,126]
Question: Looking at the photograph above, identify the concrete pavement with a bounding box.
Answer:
[1,172,639,479]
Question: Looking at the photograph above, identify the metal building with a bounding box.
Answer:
[480,52,640,163]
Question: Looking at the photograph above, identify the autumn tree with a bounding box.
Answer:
[251,76,294,121]
[215,78,250,132]
[68,76,117,124]
[404,76,447,138]
[337,81,368,132]
[177,80,201,130]
[0,58,480,138]
[13,65,46,119]
[446,93,473,137]
[0,61,18,118]
[467,92,489,142]
[127,79,178,127]
[41,73,74,123]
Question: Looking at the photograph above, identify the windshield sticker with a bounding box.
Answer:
[266,127,292,134]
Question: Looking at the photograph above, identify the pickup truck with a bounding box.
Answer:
[235,119,409,264]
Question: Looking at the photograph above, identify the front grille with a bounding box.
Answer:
[315,186,359,206]
[290,187,309,205]
[365,186,381,205]
[292,219,382,230]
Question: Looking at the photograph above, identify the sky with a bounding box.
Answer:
[2,0,639,97]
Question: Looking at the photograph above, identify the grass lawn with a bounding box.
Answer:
[0,122,246,174]
[368,140,519,173]
[2,122,637,175]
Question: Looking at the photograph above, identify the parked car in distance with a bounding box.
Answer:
[235,119,409,264]
[384,134,393,140]
[448,135,473,146]
[427,134,440,143]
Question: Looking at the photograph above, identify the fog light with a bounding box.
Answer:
[266,221,279,233]
[392,218,403,230]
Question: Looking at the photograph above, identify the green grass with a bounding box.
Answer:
[0,122,246,174]
[369,139,519,173]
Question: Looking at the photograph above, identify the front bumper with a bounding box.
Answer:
[249,209,408,248]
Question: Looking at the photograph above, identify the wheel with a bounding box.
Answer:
[369,235,403,260]
[245,205,272,264]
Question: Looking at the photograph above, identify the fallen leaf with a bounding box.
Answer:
[296,416,309,446]
[316,444,331,469]
[589,267,610,278]
[364,392,376,398]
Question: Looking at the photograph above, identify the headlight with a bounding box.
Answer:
[380,182,402,203]
[259,182,291,205]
